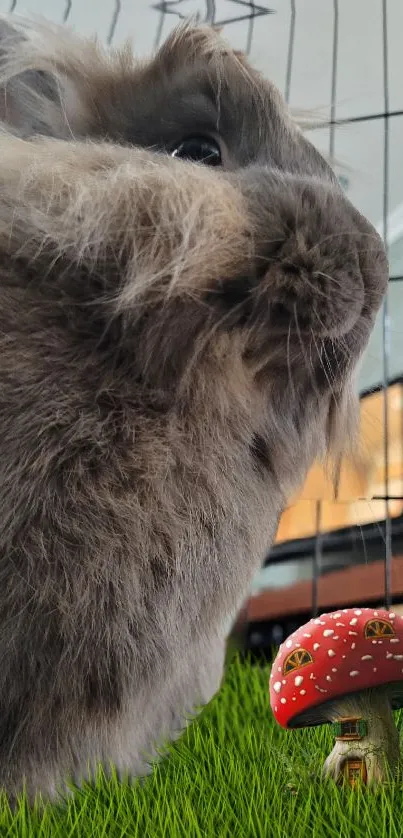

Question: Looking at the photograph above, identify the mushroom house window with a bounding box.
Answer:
[364,619,395,639]
[332,719,368,739]
[342,720,360,736]
[283,649,313,675]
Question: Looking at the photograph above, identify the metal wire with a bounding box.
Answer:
[312,501,322,618]
[284,0,295,105]
[245,2,257,56]
[310,0,340,620]
[381,0,392,610]
[328,0,339,161]
[107,0,122,46]
[206,0,217,23]
[152,0,272,27]
[153,4,166,51]
[312,108,403,129]
[241,3,275,56]
[63,0,72,23]
[209,1,274,28]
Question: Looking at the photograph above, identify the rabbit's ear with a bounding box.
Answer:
[0,17,85,138]
[155,21,231,74]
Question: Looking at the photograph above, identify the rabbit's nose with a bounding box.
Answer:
[232,167,389,341]
[264,214,372,339]
[347,207,389,312]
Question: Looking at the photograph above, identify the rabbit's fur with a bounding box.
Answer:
[0,17,388,802]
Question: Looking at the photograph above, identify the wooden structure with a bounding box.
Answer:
[275,382,403,544]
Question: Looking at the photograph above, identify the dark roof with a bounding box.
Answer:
[246,555,403,622]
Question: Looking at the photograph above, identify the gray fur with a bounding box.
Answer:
[0,17,388,802]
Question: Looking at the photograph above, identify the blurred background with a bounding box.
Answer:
[3,0,403,655]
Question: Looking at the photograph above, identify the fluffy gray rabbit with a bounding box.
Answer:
[0,17,388,803]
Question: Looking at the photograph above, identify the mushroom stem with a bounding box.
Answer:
[322,688,400,785]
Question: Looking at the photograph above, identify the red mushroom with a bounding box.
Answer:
[269,607,403,785]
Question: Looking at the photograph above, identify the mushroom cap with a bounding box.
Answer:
[269,607,403,729]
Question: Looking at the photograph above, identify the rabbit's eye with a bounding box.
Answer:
[171,136,222,166]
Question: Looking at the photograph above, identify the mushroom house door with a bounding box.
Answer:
[343,759,367,787]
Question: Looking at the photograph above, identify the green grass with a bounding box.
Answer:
[1,654,403,837]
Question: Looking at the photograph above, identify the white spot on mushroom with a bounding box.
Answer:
[372,641,378,645]
[300,689,306,696]
[354,610,362,616]
[350,671,359,677]
[351,643,356,650]
[313,643,320,651]
[303,633,312,638]
[374,611,379,617]
[389,613,396,619]
[342,609,348,613]
[373,667,377,672]
[349,631,358,636]
[323,629,334,637]
[314,619,326,625]
[273,682,282,694]
[280,698,286,704]
[342,655,346,659]
[285,639,292,648]
[278,666,282,672]
[332,612,342,619]
[390,638,400,644]
[294,675,304,687]
[292,696,296,701]
[349,618,358,626]
[326,675,332,681]
[282,680,286,685]
[393,655,403,661]
[332,668,338,673]
[315,685,328,694]
[336,622,345,627]
[386,652,393,659]
[309,673,316,680]
[361,655,373,661]
[328,649,336,657]
[333,636,339,640]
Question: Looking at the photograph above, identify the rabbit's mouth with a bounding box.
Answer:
[223,248,366,341]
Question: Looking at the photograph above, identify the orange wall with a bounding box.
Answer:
[275,383,403,544]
